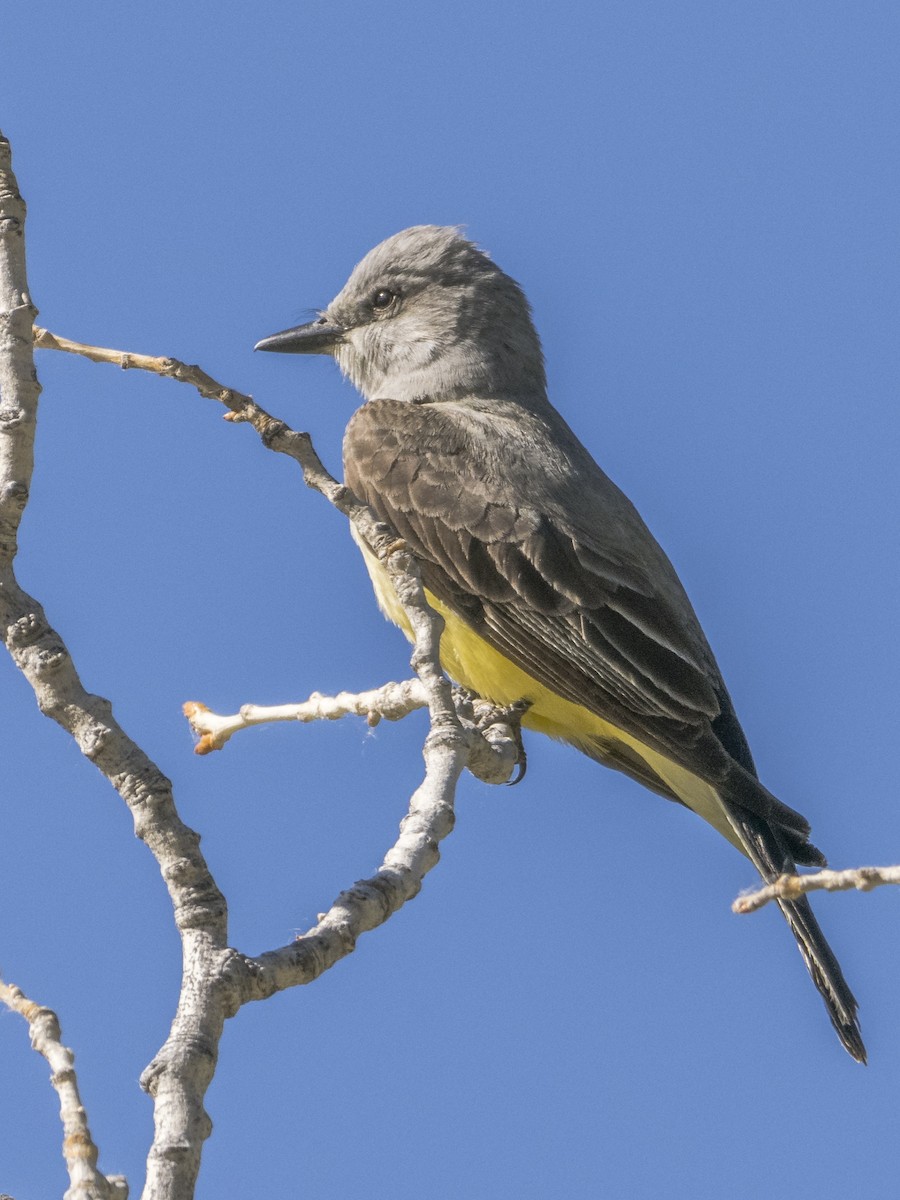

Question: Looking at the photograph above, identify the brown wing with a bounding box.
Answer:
[344,396,815,845]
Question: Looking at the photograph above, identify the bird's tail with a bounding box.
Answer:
[728,804,866,1063]
[578,730,864,1058]
[776,891,866,1062]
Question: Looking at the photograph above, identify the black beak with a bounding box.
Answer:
[254,317,344,355]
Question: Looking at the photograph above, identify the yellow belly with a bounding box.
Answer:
[354,533,743,854]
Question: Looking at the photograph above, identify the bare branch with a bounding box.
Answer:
[2,128,231,1200]
[182,682,525,784]
[0,978,128,1200]
[31,321,516,1183]
[733,864,900,914]
[25,190,524,1194]
[28,309,495,1192]
[183,679,429,753]
[0,137,39,556]
[235,694,464,1004]
[33,327,414,566]
[33,327,250,409]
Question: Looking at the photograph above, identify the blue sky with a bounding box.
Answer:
[3,2,899,1196]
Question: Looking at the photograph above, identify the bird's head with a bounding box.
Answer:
[255,225,545,404]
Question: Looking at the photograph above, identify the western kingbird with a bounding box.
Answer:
[256,225,864,1061]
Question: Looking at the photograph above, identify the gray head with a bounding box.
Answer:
[255,225,546,404]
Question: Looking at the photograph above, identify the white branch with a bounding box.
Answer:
[182,682,525,786]
[183,678,429,753]
[733,864,900,914]
[28,321,525,1189]
[19,148,524,1197]
[0,978,128,1200]
[3,128,230,1200]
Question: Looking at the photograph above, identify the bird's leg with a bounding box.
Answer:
[452,689,530,785]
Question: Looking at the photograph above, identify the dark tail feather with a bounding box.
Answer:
[776,892,866,1063]
[726,803,866,1063]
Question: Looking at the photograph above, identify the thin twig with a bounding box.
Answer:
[33,327,250,408]
[0,978,128,1200]
[34,328,420,566]
[182,682,525,785]
[183,679,430,753]
[733,865,900,914]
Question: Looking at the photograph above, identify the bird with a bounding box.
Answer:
[255,224,864,1062]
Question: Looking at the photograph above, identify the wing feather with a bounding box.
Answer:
[344,397,814,835]
[346,399,720,738]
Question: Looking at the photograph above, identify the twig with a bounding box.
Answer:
[34,328,423,586]
[33,327,250,408]
[733,864,900,914]
[182,683,525,785]
[183,679,430,753]
[0,978,128,1200]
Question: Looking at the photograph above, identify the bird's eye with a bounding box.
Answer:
[371,288,396,310]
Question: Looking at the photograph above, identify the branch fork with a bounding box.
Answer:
[3,175,519,1193]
